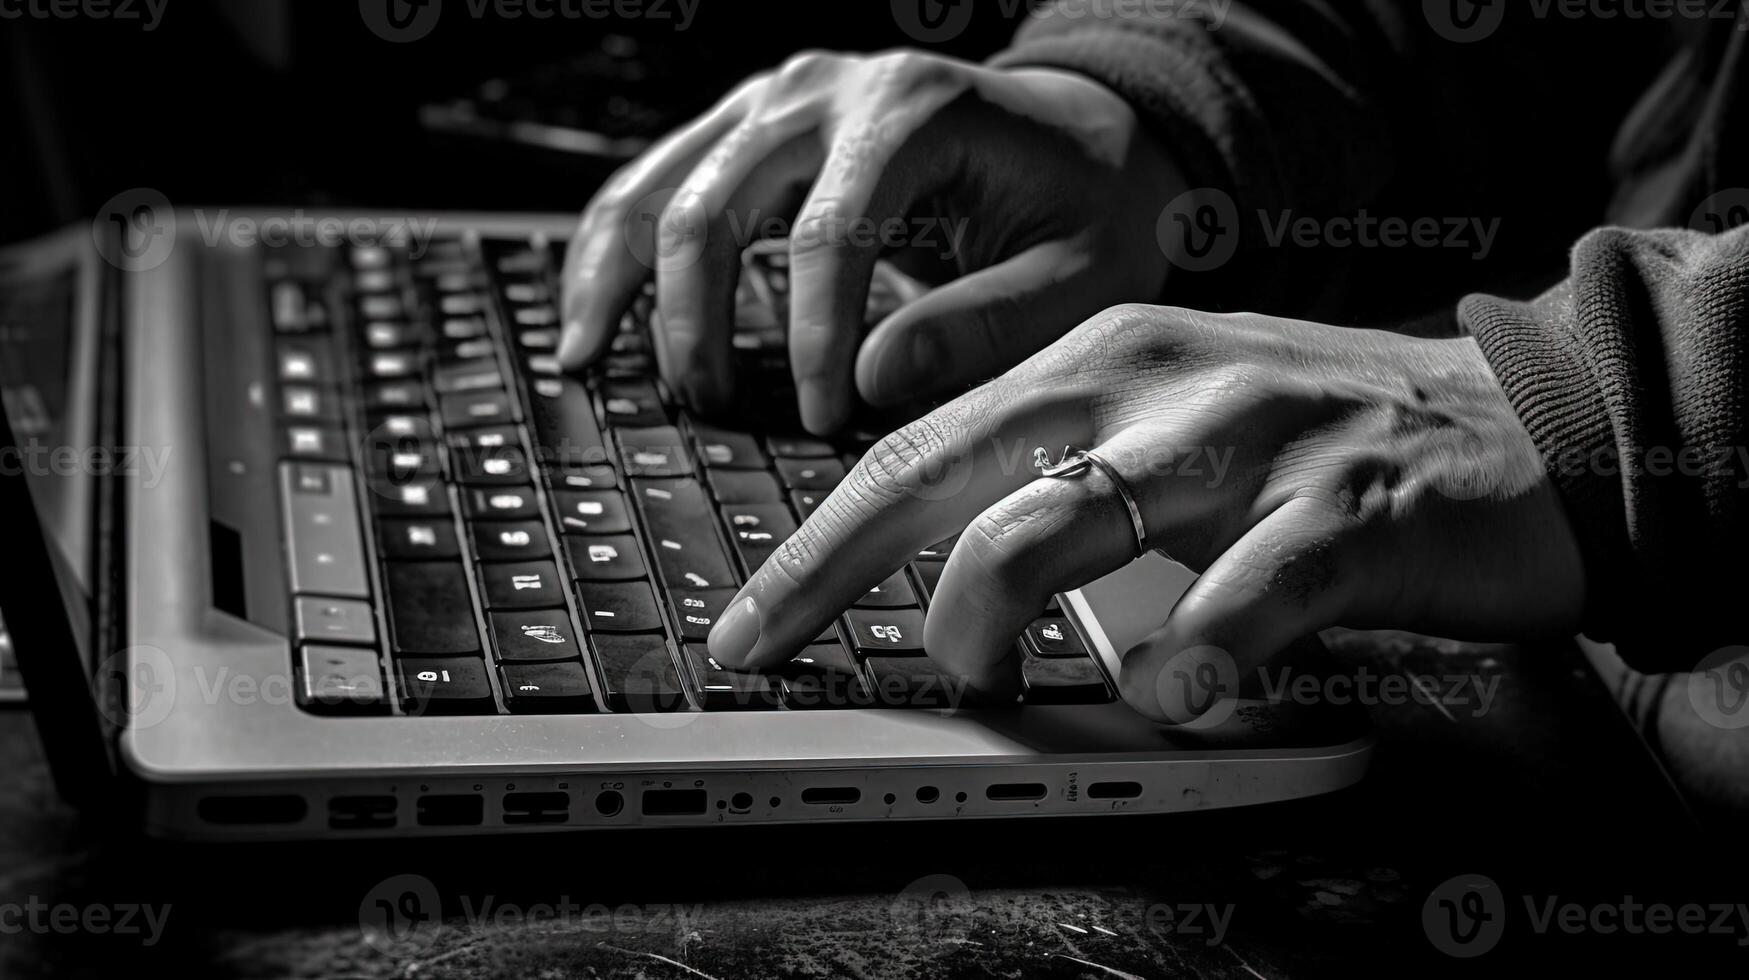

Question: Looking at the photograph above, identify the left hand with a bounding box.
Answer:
[707,304,1587,723]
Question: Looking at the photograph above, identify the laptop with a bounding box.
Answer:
[0,208,1371,840]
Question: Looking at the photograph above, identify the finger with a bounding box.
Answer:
[1116,494,1357,724]
[855,240,1127,408]
[653,121,816,410]
[558,89,752,370]
[922,444,1150,700]
[707,381,1096,670]
[787,110,948,434]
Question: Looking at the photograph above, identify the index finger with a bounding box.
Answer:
[706,379,1093,673]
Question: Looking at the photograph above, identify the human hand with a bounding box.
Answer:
[559,49,1179,434]
[706,304,1586,722]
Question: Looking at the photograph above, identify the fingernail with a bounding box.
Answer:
[708,596,762,666]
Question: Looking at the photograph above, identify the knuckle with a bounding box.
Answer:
[775,49,841,87]
[869,49,963,94]
[859,414,958,497]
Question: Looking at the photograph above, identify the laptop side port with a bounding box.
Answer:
[329,795,398,830]
[416,794,484,827]
[985,782,1048,802]
[502,792,570,825]
[1087,781,1143,800]
[640,789,707,816]
[799,787,860,806]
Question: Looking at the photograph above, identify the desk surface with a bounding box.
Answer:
[0,633,1721,978]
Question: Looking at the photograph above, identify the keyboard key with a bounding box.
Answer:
[600,379,668,428]
[447,425,519,452]
[634,480,738,588]
[721,503,796,575]
[455,445,530,485]
[708,469,784,504]
[528,377,610,467]
[364,349,420,380]
[277,339,332,384]
[549,464,618,491]
[617,426,693,477]
[281,463,370,599]
[577,581,664,633]
[384,562,480,655]
[481,560,566,609]
[682,645,782,710]
[1024,617,1086,657]
[917,537,957,560]
[379,518,461,560]
[294,597,377,646]
[365,380,425,410]
[439,337,497,363]
[846,609,926,654]
[691,424,768,470]
[284,426,345,461]
[668,588,735,641]
[281,384,340,423]
[590,634,688,712]
[470,521,552,561]
[366,443,441,480]
[1020,654,1112,704]
[434,362,504,394]
[397,657,495,715]
[487,608,585,664]
[777,643,869,709]
[552,490,631,534]
[788,488,826,519]
[775,456,846,491]
[441,390,516,428]
[368,479,450,517]
[465,486,541,521]
[501,662,596,713]
[362,320,415,349]
[766,434,834,458]
[854,569,919,609]
[565,534,647,581]
[298,645,388,713]
[863,657,969,709]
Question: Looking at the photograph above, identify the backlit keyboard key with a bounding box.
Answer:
[565,534,647,581]
[281,463,370,599]
[668,588,735,641]
[481,560,565,609]
[397,657,495,714]
[617,426,693,477]
[464,486,541,520]
[845,609,926,654]
[777,643,869,709]
[528,377,609,468]
[775,456,846,491]
[682,645,781,710]
[294,597,377,646]
[765,434,834,458]
[454,445,530,485]
[577,581,664,633]
[1024,617,1086,657]
[384,562,480,655]
[854,570,919,609]
[788,488,825,519]
[501,662,596,712]
[470,521,552,561]
[635,480,738,589]
[691,424,768,470]
[441,390,516,428]
[379,518,461,560]
[369,479,450,517]
[298,644,387,713]
[488,609,582,662]
[721,503,796,575]
[552,490,631,534]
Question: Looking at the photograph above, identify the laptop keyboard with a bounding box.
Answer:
[267,232,1115,716]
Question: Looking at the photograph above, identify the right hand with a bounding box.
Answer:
[559,49,1182,434]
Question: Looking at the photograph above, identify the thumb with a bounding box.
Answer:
[1117,496,1354,725]
[853,239,1132,408]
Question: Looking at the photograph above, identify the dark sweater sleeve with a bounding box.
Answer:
[1462,226,1749,673]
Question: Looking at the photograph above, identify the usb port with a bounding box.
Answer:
[800,787,860,806]
[985,782,1048,802]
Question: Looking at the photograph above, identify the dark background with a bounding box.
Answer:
[1,0,1031,244]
